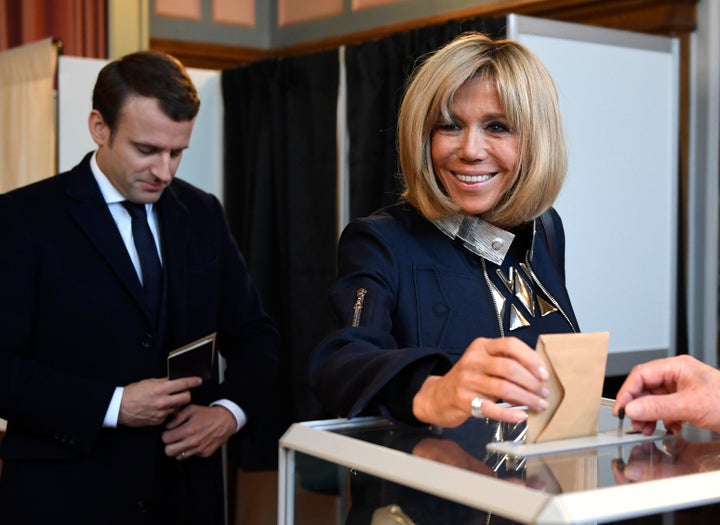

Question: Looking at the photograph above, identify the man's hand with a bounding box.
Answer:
[162,404,237,460]
[614,355,720,435]
[118,376,202,427]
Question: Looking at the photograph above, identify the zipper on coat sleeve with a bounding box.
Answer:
[351,288,368,327]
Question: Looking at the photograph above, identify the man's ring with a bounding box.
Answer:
[471,397,484,418]
[180,451,186,459]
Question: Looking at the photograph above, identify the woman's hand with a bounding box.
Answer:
[412,336,549,427]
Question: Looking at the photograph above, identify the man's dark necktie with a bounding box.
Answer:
[122,201,163,326]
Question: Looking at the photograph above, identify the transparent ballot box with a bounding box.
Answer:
[279,400,720,524]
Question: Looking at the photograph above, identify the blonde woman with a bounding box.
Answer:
[311,32,578,429]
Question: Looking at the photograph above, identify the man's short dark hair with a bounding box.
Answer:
[92,50,200,133]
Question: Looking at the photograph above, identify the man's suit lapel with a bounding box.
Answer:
[65,155,147,315]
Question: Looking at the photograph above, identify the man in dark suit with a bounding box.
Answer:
[0,50,279,525]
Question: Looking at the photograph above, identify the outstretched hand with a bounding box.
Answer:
[614,355,720,435]
[412,336,549,428]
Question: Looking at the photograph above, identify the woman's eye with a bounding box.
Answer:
[486,121,512,134]
[436,121,460,132]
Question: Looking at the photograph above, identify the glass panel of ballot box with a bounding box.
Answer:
[279,399,720,524]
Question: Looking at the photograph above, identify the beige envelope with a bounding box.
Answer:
[526,332,609,443]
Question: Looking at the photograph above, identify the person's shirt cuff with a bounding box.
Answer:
[211,399,246,433]
[103,386,124,428]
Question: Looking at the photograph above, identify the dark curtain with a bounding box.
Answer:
[346,16,507,219]
[221,50,339,468]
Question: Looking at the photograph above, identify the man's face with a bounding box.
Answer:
[90,95,195,204]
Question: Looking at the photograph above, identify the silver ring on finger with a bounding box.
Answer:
[470,396,484,419]
[180,451,186,459]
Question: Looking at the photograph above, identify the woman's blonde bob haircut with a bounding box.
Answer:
[398,32,567,228]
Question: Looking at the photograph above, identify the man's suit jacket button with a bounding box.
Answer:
[141,334,154,348]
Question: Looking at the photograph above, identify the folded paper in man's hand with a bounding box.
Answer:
[526,332,609,443]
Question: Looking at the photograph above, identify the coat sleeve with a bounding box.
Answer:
[308,217,451,421]
[210,194,281,427]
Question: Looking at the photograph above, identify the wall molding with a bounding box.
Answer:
[149,38,264,70]
[150,0,697,69]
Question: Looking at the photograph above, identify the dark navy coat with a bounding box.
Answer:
[0,153,279,524]
[310,202,578,422]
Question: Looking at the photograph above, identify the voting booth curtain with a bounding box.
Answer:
[0,0,105,193]
[222,51,340,468]
[0,38,59,193]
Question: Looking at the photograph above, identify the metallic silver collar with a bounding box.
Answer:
[433,214,515,266]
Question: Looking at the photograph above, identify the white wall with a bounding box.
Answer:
[688,0,720,367]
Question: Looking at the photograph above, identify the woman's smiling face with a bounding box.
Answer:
[430,75,520,216]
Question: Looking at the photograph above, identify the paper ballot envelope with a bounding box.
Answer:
[526,332,609,443]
